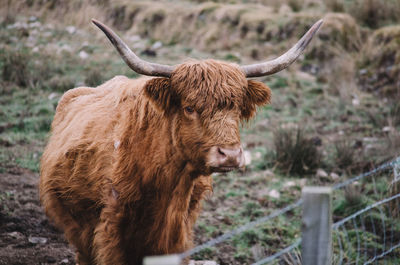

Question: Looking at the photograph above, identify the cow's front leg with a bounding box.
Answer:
[93,187,126,265]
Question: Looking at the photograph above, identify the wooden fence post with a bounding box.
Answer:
[301,186,332,265]
[143,254,181,265]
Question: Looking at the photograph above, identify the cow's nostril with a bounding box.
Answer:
[217,147,226,157]
[209,145,244,170]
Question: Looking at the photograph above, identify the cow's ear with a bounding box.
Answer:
[144,77,179,114]
[241,80,271,120]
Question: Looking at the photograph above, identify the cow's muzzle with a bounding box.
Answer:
[208,144,244,172]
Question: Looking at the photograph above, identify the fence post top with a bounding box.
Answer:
[302,186,332,194]
[143,254,181,265]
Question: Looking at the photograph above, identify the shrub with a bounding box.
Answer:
[1,48,31,87]
[273,127,321,176]
[85,68,105,87]
[325,0,400,28]
[0,47,62,89]
[334,140,355,171]
[334,140,376,174]
[349,0,400,28]
[45,75,76,92]
[357,25,400,97]
[325,0,345,12]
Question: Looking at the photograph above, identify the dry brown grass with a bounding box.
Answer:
[0,0,323,57]
[0,0,108,28]
[273,127,321,176]
[325,0,345,12]
[307,13,362,61]
[349,0,400,28]
[358,25,400,97]
[1,48,31,87]
[324,0,400,28]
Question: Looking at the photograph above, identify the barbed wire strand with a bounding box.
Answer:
[180,199,303,258]
[352,217,360,265]
[333,193,400,229]
[364,242,400,265]
[369,213,378,261]
[388,193,395,252]
[251,239,301,265]
[342,225,351,262]
[333,156,400,190]
[359,213,367,263]
[337,226,344,265]
[372,175,388,262]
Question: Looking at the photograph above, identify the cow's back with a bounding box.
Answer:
[40,76,147,206]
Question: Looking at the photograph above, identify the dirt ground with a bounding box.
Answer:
[0,168,75,265]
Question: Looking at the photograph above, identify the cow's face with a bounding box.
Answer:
[144,60,271,174]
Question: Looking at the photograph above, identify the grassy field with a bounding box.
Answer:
[0,0,400,264]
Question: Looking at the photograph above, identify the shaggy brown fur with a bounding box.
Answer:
[40,59,271,265]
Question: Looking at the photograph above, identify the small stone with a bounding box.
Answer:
[382,126,392,132]
[283,181,296,188]
[330,172,340,180]
[244,150,252,166]
[359,69,367,75]
[61,259,69,264]
[316,168,328,178]
[66,26,76,34]
[28,236,47,244]
[29,21,42,28]
[8,231,25,240]
[29,16,38,22]
[151,41,162,50]
[268,189,280,199]
[79,51,89,59]
[352,98,360,106]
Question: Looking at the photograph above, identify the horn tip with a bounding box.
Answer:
[91,18,101,27]
[314,19,324,30]
[305,19,324,43]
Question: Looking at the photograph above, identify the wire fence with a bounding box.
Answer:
[144,156,400,265]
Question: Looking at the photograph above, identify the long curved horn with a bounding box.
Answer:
[92,19,174,77]
[241,19,323,78]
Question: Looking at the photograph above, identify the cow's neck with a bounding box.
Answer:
[114,97,200,252]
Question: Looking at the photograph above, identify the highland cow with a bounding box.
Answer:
[39,19,322,265]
